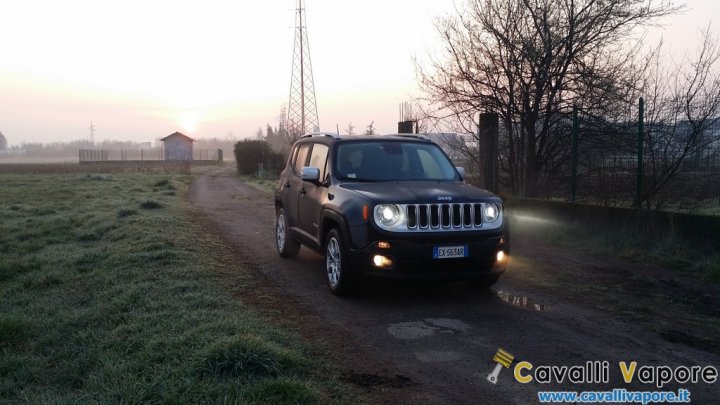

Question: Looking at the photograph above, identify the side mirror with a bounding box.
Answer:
[456,166,466,179]
[301,166,321,183]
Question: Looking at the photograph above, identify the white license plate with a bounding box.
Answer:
[433,245,468,259]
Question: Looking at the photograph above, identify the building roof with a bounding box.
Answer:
[160,131,196,143]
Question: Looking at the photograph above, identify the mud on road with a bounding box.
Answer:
[188,168,719,404]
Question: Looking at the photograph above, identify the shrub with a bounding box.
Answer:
[233,140,285,175]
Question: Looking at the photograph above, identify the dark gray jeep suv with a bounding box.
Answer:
[274,133,509,295]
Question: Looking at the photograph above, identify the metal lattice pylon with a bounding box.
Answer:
[287,0,319,141]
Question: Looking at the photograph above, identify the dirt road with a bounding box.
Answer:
[188,168,719,404]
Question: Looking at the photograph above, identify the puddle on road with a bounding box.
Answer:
[387,321,437,339]
[496,290,547,311]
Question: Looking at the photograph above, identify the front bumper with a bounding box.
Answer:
[347,232,509,280]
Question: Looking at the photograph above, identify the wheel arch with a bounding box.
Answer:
[320,209,351,248]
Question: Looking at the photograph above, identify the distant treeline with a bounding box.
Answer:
[0,138,240,161]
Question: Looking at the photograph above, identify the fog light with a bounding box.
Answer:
[372,254,393,268]
[496,251,506,263]
[377,241,391,249]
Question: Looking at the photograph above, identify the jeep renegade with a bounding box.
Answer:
[274,133,509,295]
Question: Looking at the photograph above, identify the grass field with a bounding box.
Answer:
[0,172,348,403]
[511,212,720,283]
[236,174,277,195]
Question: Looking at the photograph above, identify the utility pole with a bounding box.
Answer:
[287,0,319,141]
[299,1,305,135]
[88,121,95,145]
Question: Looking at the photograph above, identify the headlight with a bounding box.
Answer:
[375,204,400,226]
[484,203,500,223]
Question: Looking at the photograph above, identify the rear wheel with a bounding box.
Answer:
[325,229,358,296]
[276,208,300,258]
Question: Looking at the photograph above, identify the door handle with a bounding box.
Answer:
[284,181,291,189]
[299,187,306,195]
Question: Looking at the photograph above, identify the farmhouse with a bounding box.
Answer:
[160,132,195,161]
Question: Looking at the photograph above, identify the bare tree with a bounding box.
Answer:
[418,0,680,197]
[365,121,376,135]
[345,122,355,135]
[639,28,720,208]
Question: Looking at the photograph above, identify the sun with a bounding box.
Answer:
[181,114,199,134]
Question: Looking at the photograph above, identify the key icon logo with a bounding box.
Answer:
[487,348,514,384]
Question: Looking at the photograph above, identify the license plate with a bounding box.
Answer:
[433,245,468,259]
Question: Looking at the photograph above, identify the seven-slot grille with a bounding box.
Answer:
[405,203,485,230]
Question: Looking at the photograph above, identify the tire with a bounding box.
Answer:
[276,208,300,258]
[325,228,358,296]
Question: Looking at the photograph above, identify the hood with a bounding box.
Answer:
[340,181,499,204]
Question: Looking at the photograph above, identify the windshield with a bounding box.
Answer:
[335,141,459,181]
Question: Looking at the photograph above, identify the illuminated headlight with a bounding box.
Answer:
[375,204,400,226]
[484,203,501,223]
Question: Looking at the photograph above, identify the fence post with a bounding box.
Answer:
[635,97,644,208]
[571,105,579,203]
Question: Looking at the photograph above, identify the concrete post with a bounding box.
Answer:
[478,113,499,193]
[398,121,414,134]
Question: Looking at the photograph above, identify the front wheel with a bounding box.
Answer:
[325,229,358,296]
[276,208,300,258]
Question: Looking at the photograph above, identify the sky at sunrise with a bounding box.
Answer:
[0,0,718,145]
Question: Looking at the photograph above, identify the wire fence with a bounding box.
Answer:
[537,106,720,210]
[548,152,720,209]
[79,149,222,162]
[450,101,720,213]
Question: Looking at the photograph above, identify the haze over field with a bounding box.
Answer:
[0,0,717,145]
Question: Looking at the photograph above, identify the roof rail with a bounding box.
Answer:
[300,132,341,139]
[392,134,431,141]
